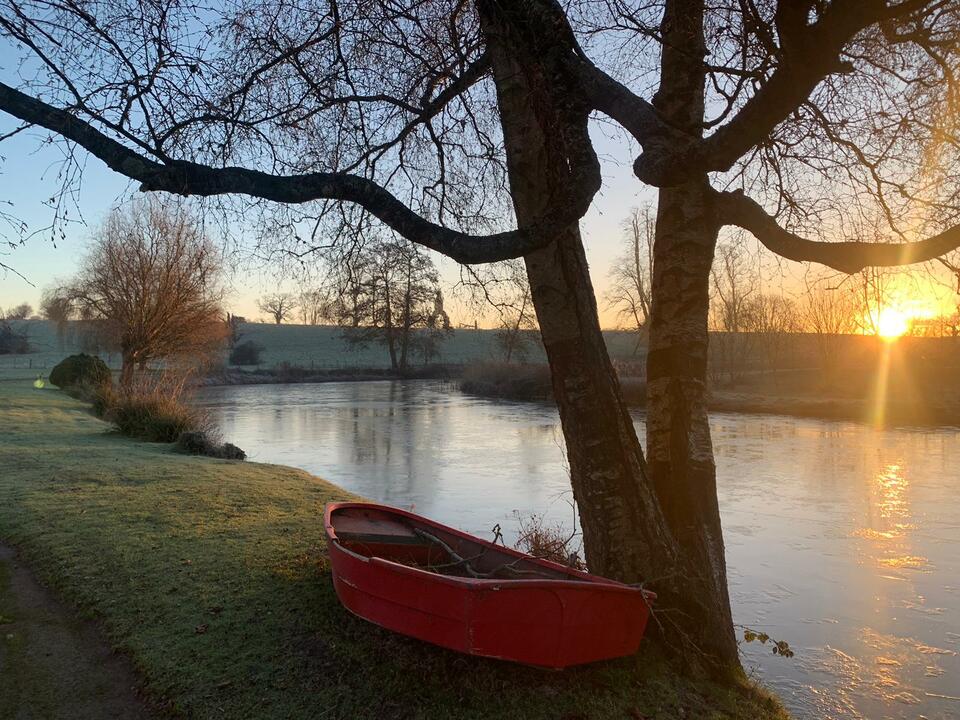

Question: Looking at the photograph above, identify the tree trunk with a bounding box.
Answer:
[120,350,135,388]
[399,261,412,372]
[647,182,738,668]
[644,0,739,670]
[479,0,740,673]
[384,316,398,371]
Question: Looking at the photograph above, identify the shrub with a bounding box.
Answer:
[106,392,204,442]
[176,430,246,460]
[459,362,553,402]
[0,319,30,355]
[64,381,114,417]
[229,340,264,366]
[90,384,114,418]
[513,512,585,570]
[49,353,112,389]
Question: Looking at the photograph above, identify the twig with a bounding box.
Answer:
[413,527,556,580]
[412,528,481,577]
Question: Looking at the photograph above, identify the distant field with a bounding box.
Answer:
[0,319,647,372]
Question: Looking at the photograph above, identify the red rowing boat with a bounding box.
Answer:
[323,502,656,668]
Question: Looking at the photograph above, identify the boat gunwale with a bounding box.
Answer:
[324,501,656,599]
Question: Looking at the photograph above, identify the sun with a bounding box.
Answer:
[876,307,911,340]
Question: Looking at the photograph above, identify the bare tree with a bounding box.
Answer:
[6,0,960,671]
[258,294,298,325]
[709,239,760,382]
[745,294,799,375]
[5,302,31,320]
[299,288,331,326]
[40,288,73,349]
[0,316,28,354]
[801,282,858,372]
[711,240,759,334]
[65,199,226,387]
[606,206,655,351]
[850,267,894,337]
[333,235,449,372]
[486,260,538,363]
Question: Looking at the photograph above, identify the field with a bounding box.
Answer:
[0,375,787,719]
[0,319,645,372]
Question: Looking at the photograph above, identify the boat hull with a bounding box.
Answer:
[324,502,654,669]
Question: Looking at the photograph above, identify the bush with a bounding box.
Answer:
[229,340,264,366]
[90,384,114,418]
[105,392,204,442]
[0,319,30,355]
[64,382,114,417]
[459,362,553,402]
[49,353,112,389]
[513,512,585,570]
[176,430,246,460]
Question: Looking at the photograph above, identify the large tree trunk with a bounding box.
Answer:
[644,0,739,669]
[478,0,740,673]
[647,182,738,668]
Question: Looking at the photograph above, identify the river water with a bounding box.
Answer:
[195,380,960,720]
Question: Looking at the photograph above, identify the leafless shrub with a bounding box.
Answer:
[513,511,585,571]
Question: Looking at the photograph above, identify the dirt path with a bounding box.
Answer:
[0,545,156,720]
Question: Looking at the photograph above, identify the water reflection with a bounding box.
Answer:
[195,381,960,720]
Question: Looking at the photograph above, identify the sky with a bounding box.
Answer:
[1,35,957,331]
[0,110,658,328]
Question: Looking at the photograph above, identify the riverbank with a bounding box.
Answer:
[203,363,461,386]
[0,378,787,719]
[456,363,960,428]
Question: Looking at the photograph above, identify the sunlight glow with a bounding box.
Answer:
[876,308,912,340]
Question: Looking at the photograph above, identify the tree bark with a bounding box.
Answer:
[120,350,135,388]
[479,0,740,674]
[644,0,739,669]
[646,182,738,668]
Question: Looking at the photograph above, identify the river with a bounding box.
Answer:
[194,379,960,720]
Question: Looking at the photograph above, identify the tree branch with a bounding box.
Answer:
[0,80,600,265]
[630,0,940,184]
[718,189,960,274]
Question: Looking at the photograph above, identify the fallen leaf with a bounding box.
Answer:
[194,624,208,635]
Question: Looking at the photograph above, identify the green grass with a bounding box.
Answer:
[0,378,788,719]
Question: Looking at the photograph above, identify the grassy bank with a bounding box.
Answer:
[0,378,787,719]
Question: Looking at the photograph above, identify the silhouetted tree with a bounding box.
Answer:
[258,294,298,325]
[298,288,331,326]
[335,236,449,372]
[606,207,655,351]
[5,302,31,320]
[491,260,538,363]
